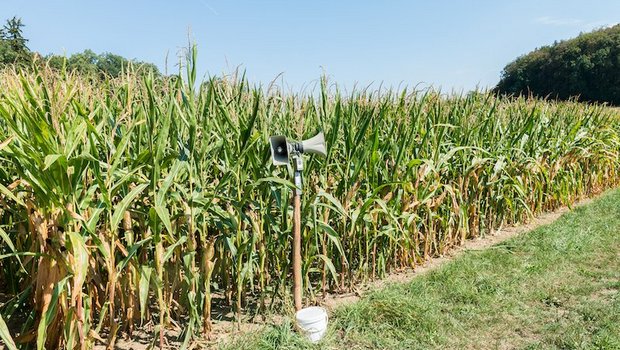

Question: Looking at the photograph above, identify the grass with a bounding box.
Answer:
[225,188,620,350]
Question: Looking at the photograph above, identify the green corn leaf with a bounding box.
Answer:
[37,276,70,350]
[0,314,17,350]
[256,176,295,189]
[318,221,345,257]
[43,154,64,170]
[154,204,173,236]
[317,190,347,217]
[67,231,89,295]
[0,226,17,254]
[315,254,339,283]
[163,236,187,263]
[0,182,24,207]
[139,265,153,321]
[110,183,149,233]
[116,237,153,273]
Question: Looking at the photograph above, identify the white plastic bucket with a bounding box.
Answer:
[295,306,328,343]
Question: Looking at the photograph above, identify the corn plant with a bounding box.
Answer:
[0,53,619,349]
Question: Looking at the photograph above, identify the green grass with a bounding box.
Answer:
[224,189,620,350]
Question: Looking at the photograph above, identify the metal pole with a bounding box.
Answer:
[293,155,303,311]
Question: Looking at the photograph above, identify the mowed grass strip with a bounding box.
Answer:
[225,189,620,350]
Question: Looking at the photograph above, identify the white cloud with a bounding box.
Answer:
[535,16,618,31]
[583,21,619,30]
[535,16,584,26]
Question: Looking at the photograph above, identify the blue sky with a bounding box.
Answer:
[1,1,618,92]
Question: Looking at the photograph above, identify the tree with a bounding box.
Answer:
[66,49,99,76]
[495,24,620,105]
[47,50,160,78]
[0,17,160,78]
[0,16,31,65]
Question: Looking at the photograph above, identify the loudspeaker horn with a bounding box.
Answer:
[269,135,289,166]
[300,132,326,157]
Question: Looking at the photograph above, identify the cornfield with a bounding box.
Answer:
[1,52,619,349]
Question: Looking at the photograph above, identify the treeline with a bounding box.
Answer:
[495,24,620,105]
[0,16,160,77]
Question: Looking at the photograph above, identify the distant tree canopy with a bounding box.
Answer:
[0,16,31,66]
[46,50,160,78]
[495,24,620,105]
[0,17,160,78]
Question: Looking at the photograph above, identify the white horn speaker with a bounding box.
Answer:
[269,135,289,166]
[300,132,326,157]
